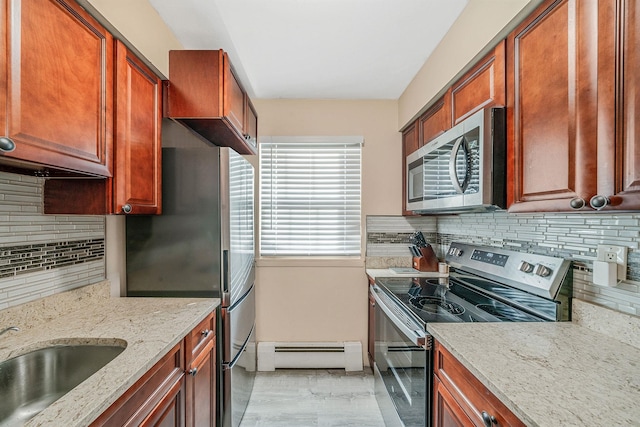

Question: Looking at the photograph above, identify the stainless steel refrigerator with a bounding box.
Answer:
[126,119,256,427]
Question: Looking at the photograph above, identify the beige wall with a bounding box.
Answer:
[253,99,399,365]
[86,0,182,76]
[398,0,534,128]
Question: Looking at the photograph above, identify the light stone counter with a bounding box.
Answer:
[366,268,448,279]
[0,281,220,427]
[428,307,640,427]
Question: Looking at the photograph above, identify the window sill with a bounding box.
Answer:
[256,257,365,268]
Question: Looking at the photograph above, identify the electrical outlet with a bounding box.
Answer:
[596,245,628,281]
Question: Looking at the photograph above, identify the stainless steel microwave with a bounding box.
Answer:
[406,107,506,213]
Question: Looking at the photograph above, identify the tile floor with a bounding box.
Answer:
[239,369,386,427]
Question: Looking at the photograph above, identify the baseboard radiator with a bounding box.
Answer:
[257,341,363,371]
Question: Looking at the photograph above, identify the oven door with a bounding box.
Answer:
[372,285,431,427]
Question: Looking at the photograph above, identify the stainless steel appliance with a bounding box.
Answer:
[125,119,255,427]
[372,242,572,427]
[406,107,506,213]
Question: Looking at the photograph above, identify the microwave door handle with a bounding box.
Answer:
[449,136,471,194]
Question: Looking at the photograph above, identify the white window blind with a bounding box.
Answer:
[260,136,362,256]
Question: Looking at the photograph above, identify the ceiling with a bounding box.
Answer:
[148,0,469,100]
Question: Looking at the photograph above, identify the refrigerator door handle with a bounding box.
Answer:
[223,249,229,294]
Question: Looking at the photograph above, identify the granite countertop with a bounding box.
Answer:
[428,314,640,426]
[366,268,448,279]
[0,282,220,427]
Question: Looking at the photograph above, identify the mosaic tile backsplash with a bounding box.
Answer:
[367,212,640,316]
[0,171,105,309]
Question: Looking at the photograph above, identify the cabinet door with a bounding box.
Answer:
[433,376,473,427]
[140,377,185,427]
[114,40,162,215]
[225,56,246,136]
[507,0,601,212]
[596,0,640,210]
[402,121,419,216]
[367,287,375,367]
[186,338,216,427]
[451,41,506,125]
[245,98,258,150]
[419,93,451,146]
[185,312,216,427]
[0,0,113,176]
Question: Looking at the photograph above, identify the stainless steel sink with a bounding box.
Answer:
[0,344,126,426]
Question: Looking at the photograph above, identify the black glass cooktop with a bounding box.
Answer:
[375,274,544,324]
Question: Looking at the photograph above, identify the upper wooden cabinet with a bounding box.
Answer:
[166,50,258,155]
[44,41,162,215]
[402,122,419,215]
[451,41,506,125]
[418,93,451,147]
[506,0,626,212]
[0,0,113,176]
[598,0,640,211]
[112,40,162,215]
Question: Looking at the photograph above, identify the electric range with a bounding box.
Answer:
[372,242,572,427]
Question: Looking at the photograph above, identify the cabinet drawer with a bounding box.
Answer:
[433,342,524,427]
[187,312,215,363]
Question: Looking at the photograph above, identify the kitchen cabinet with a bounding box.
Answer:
[0,0,113,177]
[166,50,258,155]
[433,341,525,427]
[91,342,186,427]
[185,312,216,427]
[367,280,375,367]
[418,93,451,147]
[92,311,217,427]
[43,41,162,215]
[402,121,419,215]
[450,41,506,125]
[506,0,613,212]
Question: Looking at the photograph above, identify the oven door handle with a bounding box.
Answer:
[372,287,426,347]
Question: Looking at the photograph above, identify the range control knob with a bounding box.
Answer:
[448,247,463,257]
[518,261,534,273]
[533,264,552,277]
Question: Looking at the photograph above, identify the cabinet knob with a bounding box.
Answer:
[201,329,211,338]
[569,197,585,209]
[122,204,132,214]
[189,368,198,376]
[589,195,610,210]
[481,411,497,426]
[0,137,16,153]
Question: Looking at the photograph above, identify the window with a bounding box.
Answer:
[260,136,362,256]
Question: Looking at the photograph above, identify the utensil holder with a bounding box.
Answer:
[412,245,439,272]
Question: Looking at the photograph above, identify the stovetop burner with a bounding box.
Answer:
[409,296,465,316]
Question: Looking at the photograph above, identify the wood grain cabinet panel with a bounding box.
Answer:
[0,0,113,176]
[112,40,162,215]
[185,312,216,427]
[507,0,612,212]
[451,41,506,125]
[90,343,185,427]
[433,341,525,427]
[166,50,257,155]
[43,41,162,215]
[402,121,419,216]
[419,93,451,146]
[612,0,640,210]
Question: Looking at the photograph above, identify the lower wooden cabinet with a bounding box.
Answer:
[185,312,216,427]
[91,311,216,427]
[367,284,375,367]
[90,343,185,427]
[433,341,524,427]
